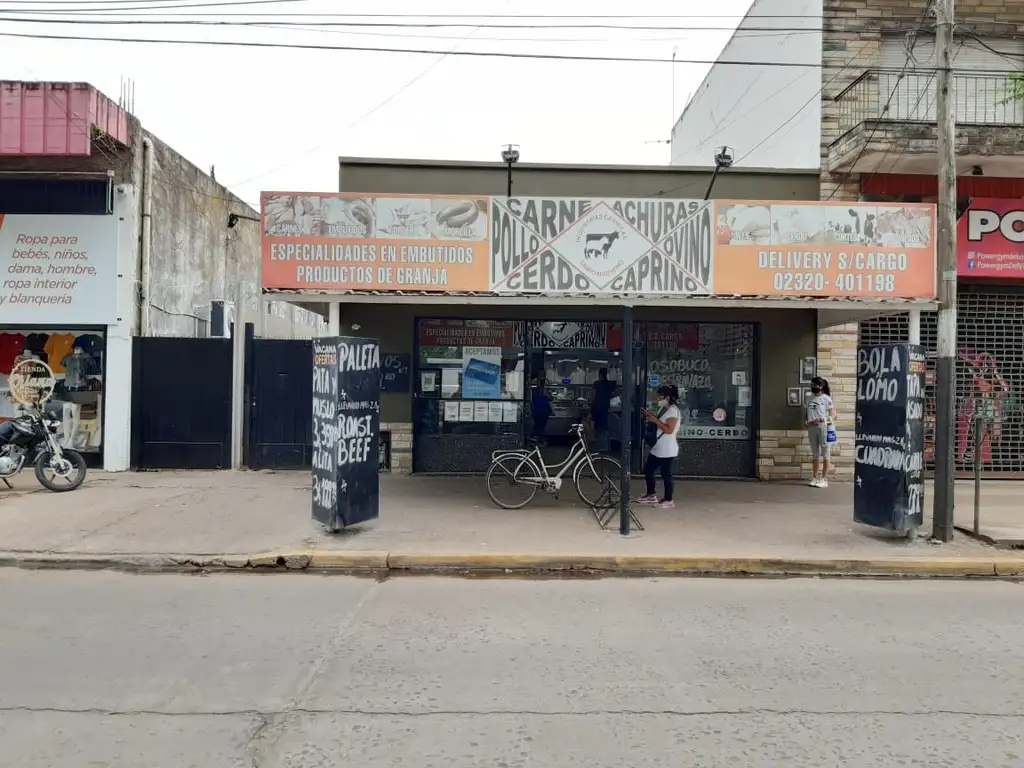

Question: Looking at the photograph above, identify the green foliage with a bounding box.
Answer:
[1009,73,1024,103]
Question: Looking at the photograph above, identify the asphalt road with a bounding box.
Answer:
[1,571,1022,767]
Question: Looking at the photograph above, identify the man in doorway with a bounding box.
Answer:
[589,367,617,452]
[530,373,552,444]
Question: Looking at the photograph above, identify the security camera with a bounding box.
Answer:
[714,146,735,169]
[501,144,521,165]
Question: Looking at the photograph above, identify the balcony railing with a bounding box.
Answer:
[834,69,1024,138]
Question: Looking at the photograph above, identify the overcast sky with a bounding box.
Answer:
[1,0,760,206]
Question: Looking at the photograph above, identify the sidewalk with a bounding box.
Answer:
[953,481,1024,547]
[0,470,1022,575]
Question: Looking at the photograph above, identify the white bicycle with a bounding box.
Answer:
[485,423,622,510]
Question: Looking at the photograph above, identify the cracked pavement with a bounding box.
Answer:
[0,572,1022,766]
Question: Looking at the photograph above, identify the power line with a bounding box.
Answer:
[648,44,877,197]
[225,18,493,189]
[1,0,303,6]
[0,30,892,68]
[0,16,833,31]
[824,2,935,200]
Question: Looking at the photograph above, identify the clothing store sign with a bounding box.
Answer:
[489,197,714,295]
[0,213,119,325]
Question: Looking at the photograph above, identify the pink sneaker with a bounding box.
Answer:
[654,500,675,509]
[634,494,658,504]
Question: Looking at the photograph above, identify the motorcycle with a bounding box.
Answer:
[0,405,87,492]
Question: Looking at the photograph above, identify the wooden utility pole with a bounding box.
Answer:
[932,0,957,541]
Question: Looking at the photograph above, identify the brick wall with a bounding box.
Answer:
[382,422,413,473]
[821,0,1024,202]
[815,0,1023,481]
[757,323,857,483]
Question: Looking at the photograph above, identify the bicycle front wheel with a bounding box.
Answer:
[574,454,623,509]
[486,454,541,509]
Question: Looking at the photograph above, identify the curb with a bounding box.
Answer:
[1,551,1022,578]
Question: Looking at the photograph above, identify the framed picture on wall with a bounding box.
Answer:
[799,357,817,384]
[787,387,803,408]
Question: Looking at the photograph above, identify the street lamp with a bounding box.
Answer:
[704,145,735,200]
[501,144,520,198]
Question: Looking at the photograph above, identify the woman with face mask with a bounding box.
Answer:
[805,376,836,487]
[636,385,681,509]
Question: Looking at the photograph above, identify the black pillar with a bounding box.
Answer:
[506,163,513,197]
[620,306,633,536]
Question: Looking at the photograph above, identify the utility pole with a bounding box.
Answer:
[932,0,957,542]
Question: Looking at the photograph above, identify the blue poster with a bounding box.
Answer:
[461,346,502,399]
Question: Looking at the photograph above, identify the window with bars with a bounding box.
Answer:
[859,291,1024,476]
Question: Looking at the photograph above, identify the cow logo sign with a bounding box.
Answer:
[489,197,715,296]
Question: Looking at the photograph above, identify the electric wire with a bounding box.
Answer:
[225,18,493,189]
[0,30,913,68]
[647,44,878,198]
[823,3,937,201]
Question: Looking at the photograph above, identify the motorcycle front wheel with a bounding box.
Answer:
[35,449,87,492]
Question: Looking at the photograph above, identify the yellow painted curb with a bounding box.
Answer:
[386,552,620,571]
[0,550,1020,578]
[309,551,389,569]
[994,560,1024,576]
[378,553,1016,576]
[247,551,313,568]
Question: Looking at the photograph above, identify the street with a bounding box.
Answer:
[1,572,1022,767]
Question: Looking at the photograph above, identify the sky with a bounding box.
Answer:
[1,0,760,207]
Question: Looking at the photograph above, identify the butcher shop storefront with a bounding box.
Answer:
[261,192,938,480]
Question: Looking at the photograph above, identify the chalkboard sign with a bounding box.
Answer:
[310,336,381,531]
[381,353,411,393]
[311,339,339,530]
[853,343,926,533]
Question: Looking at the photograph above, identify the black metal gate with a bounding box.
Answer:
[131,337,232,469]
[247,338,313,470]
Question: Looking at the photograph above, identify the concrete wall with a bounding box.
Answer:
[338,157,821,201]
[670,0,823,170]
[338,302,816,477]
[144,131,324,338]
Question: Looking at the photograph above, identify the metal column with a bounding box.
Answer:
[619,306,633,536]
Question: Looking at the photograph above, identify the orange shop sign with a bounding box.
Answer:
[712,201,936,299]
[261,193,491,292]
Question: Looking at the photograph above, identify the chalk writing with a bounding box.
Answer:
[854,343,926,532]
[311,339,341,529]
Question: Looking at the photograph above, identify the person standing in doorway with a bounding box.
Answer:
[805,375,836,488]
[636,385,681,509]
[530,372,552,444]
[589,367,617,452]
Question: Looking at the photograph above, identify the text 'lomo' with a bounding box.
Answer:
[856,346,902,402]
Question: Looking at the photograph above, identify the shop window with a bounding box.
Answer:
[644,323,756,442]
[0,328,106,453]
[415,319,525,436]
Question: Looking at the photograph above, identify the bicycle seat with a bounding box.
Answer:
[569,423,584,433]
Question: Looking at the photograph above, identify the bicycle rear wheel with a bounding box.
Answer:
[574,454,623,509]
[486,454,541,509]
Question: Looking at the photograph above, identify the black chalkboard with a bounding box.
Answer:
[311,339,340,530]
[310,336,381,531]
[853,344,925,533]
[381,353,411,393]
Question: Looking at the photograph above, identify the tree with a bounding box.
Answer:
[1009,73,1024,103]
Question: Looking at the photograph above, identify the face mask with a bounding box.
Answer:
[657,398,668,408]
